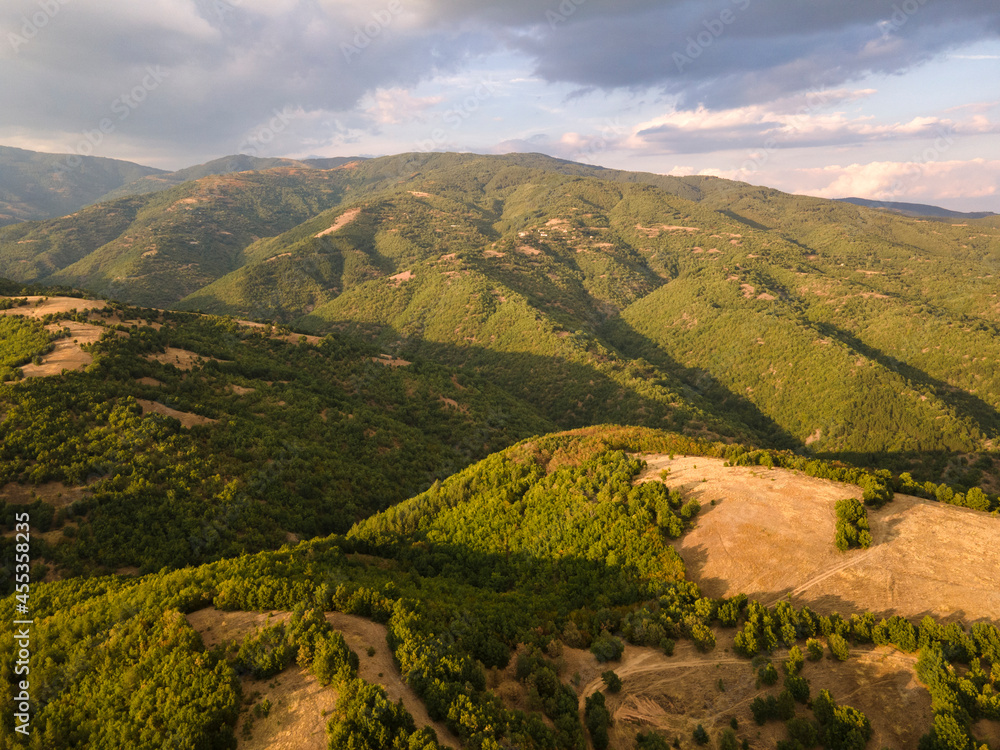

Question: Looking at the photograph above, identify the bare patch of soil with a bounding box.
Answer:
[638,455,1000,623]
[136,399,217,427]
[635,224,700,237]
[314,208,361,238]
[185,608,459,748]
[389,270,414,285]
[325,611,460,748]
[145,347,224,371]
[236,667,336,750]
[371,354,411,367]
[0,296,107,319]
[0,481,89,507]
[586,636,930,750]
[234,320,323,345]
[136,376,164,387]
[973,719,1000,748]
[20,321,104,377]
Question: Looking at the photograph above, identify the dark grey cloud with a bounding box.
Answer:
[505,0,1000,107]
[0,0,996,165]
[0,0,480,161]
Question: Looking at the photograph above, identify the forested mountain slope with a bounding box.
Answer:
[0,293,550,580]
[0,145,163,227]
[92,154,364,203]
[2,426,998,750]
[2,152,999,484]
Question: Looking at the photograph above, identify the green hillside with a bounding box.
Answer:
[3,152,999,484]
[3,426,997,750]
[92,154,364,203]
[0,145,163,226]
[0,301,551,581]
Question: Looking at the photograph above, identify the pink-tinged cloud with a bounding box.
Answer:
[365,88,443,126]
[632,93,999,155]
[802,158,1000,202]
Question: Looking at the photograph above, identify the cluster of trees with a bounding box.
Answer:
[897,471,999,513]
[0,315,54,381]
[915,631,1000,750]
[0,306,552,587]
[833,498,872,551]
[0,296,28,310]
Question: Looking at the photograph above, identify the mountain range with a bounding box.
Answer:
[1,146,999,750]
[2,149,999,479]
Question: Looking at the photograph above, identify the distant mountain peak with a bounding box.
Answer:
[836,196,996,220]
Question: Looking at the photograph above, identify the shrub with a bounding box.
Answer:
[590,632,625,663]
[601,670,622,693]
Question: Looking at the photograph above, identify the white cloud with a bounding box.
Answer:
[801,158,1000,201]
[365,88,443,125]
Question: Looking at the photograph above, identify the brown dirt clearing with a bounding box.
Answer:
[586,636,930,750]
[185,608,459,748]
[371,354,411,367]
[145,347,224,370]
[136,399,217,427]
[0,481,89,508]
[638,455,1000,624]
[20,321,104,377]
[314,207,361,237]
[0,296,107,319]
[236,667,335,750]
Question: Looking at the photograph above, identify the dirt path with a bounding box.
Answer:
[578,635,930,750]
[767,547,878,606]
[185,607,460,749]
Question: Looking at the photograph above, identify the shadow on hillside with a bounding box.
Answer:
[314,319,805,449]
[598,316,805,451]
[816,322,1000,437]
[818,448,999,489]
[717,209,771,232]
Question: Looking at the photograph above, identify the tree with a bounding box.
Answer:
[692,724,710,745]
[828,633,850,661]
[601,670,622,693]
[719,728,739,750]
[585,692,612,750]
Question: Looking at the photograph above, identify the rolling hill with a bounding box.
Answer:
[2,152,1000,483]
[837,197,997,220]
[0,293,551,579]
[0,145,163,227]
[2,425,997,750]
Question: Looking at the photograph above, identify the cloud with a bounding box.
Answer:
[500,0,1000,108]
[630,93,1000,155]
[365,89,444,125]
[0,0,475,161]
[803,158,1000,202]
[0,0,997,175]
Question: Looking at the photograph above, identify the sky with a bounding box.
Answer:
[1,0,999,212]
